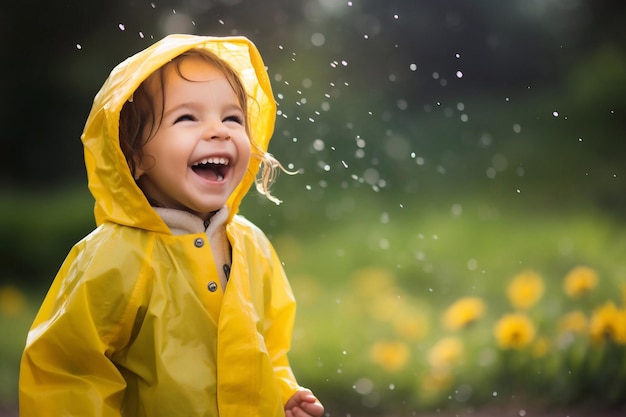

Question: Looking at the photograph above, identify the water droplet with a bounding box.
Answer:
[118,23,126,31]
[456,70,463,78]
[354,378,373,395]
[409,63,417,71]
[311,33,325,46]
[76,44,82,50]
[553,111,559,117]
[312,139,325,151]
[467,258,478,271]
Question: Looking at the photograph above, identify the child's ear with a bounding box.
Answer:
[133,158,145,181]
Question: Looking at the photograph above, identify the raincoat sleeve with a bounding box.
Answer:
[262,237,302,404]
[19,227,148,417]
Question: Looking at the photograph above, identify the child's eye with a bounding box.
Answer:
[174,114,196,123]
[224,115,244,125]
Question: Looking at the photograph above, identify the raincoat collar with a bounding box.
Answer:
[81,34,277,233]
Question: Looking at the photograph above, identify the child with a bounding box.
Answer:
[19,34,324,417]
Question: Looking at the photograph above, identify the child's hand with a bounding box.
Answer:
[284,389,324,417]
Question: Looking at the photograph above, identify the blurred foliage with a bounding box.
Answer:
[275,201,626,415]
[1,0,626,414]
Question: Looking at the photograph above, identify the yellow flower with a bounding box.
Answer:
[393,311,429,342]
[351,267,396,299]
[494,313,536,349]
[442,297,486,331]
[507,270,544,310]
[589,301,626,345]
[428,337,464,370]
[370,293,407,321]
[0,284,27,317]
[369,340,410,372]
[421,368,454,395]
[563,266,598,298]
[558,310,588,335]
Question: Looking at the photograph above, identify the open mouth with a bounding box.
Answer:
[191,157,230,181]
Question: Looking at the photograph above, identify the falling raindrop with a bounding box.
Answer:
[311,33,325,46]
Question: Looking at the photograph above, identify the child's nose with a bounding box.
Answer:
[203,120,230,140]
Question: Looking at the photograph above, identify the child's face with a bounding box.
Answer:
[135,56,251,220]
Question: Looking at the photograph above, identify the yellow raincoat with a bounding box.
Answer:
[19,34,301,416]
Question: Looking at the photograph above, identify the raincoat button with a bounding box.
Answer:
[194,238,204,248]
[207,281,218,292]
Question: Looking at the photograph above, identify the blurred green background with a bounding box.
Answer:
[1,0,626,415]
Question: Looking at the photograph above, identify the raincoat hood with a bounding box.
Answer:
[82,34,276,231]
